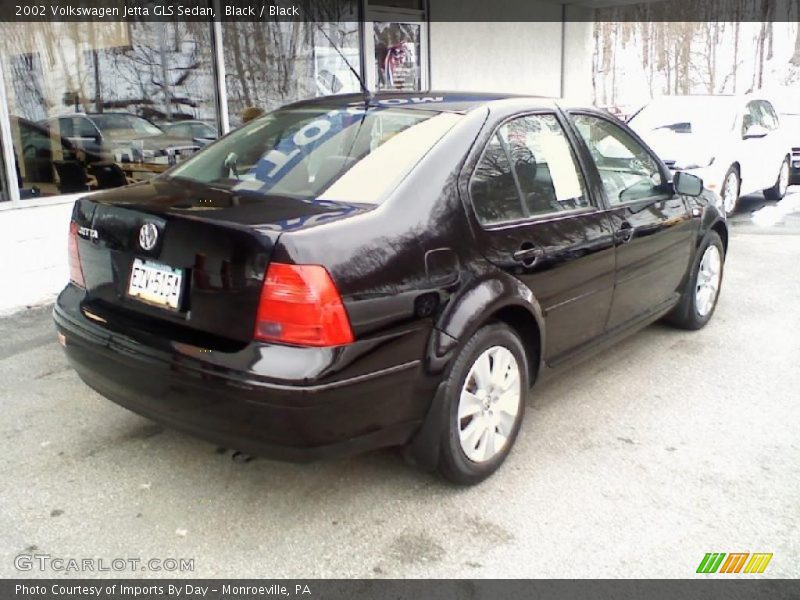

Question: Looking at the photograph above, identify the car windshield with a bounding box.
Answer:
[91,114,164,137]
[168,104,461,203]
[629,97,738,136]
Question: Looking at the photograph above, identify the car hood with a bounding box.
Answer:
[635,128,721,164]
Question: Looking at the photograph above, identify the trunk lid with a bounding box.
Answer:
[71,177,371,349]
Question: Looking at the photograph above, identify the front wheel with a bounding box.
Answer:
[720,166,740,217]
[666,231,725,330]
[763,157,790,200]
[437,323,528,485]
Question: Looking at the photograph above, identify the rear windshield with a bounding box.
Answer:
[168,104,461,204]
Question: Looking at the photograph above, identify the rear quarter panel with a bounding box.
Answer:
[272,107,491,379]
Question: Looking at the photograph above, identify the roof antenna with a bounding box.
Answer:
[308,19,373,109]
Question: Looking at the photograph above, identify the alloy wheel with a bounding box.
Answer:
[457,346,522,463]
[778,161,789,197]
[722,171,739,214]
[696,245,722,317]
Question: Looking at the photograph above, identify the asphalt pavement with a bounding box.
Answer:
[1,190,799,579]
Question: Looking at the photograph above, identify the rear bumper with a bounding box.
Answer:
[54,290,430,461]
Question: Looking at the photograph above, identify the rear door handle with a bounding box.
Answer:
[512,244,544,265]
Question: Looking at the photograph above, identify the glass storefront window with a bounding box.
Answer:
[0,20,218,199]
[222,11,361,128]
[0,133,7,202]
[373,22,422,91]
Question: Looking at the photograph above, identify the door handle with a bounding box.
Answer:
[512,243,544,265]
[615,223,635,244]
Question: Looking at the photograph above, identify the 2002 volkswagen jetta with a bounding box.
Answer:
[54,92,727,484]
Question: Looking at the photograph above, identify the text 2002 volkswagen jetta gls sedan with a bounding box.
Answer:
[55,93,727,484]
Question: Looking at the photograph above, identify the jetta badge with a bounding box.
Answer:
[139,223,158,251]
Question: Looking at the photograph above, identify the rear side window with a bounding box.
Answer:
[470,134,523,224]
[470,113,588,225]
[499,115,588,215]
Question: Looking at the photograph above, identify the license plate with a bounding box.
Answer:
[127,258,183,310]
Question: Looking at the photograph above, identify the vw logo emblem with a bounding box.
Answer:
[139,223,158,251]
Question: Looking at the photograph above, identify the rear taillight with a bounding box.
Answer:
[68,221,85,288]
[254,263,354,347]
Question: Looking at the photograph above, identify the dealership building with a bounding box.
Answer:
[0,0,594,313]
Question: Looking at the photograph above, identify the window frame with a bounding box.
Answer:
[466,109,597,230]
[565,109,673,210]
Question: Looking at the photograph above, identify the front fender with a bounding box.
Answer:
[696,192,728,249]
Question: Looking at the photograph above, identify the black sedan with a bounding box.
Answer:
[54,92,727,484]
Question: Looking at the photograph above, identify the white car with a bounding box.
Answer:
[628,95,791,216]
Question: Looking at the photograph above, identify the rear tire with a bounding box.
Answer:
[763,157,790,200]
[665,231,725,330]
[720,166,740,217]
[437,323,528,485]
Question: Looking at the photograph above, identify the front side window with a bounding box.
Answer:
[743,101,763,135]
[572,114,667,206]
[755,101,779,131]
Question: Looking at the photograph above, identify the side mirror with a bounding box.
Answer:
[673,171,703,197]
[743,124,769,139]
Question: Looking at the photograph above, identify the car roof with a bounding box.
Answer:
[284,91,561,113]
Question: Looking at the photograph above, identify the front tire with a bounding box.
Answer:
[763,157,790,200]
[437,323,528,485]
[720,166,740,217]
[666,231,725,330]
